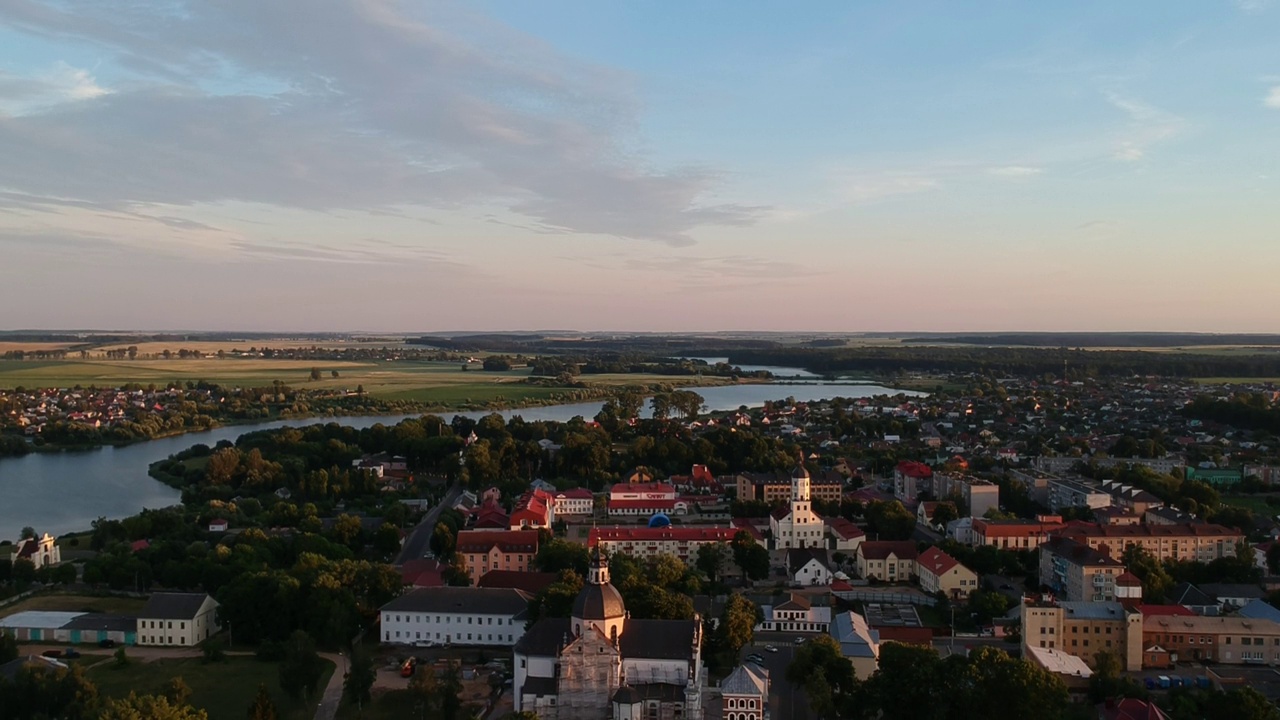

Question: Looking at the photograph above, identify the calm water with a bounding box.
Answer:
[682,356,822,379]
[0,380,922,539]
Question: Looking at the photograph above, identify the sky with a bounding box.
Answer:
[0,0,1278,333]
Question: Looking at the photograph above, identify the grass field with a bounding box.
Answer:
[0,594,147,620]
[90,656,334,720]
[1220,495,1277,515]
[0,359,725,407]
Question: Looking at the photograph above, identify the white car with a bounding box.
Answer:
[765,645,778,653]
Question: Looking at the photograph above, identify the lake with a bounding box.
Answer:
[682,356,822,379]
[0,380,923,539]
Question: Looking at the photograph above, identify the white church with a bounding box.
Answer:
[769,455,863,554]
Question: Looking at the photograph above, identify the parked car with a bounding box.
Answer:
[765,645,778,653]
[794,637,806,645]
[63,649,81,659]
[40,650,61,658]
[400,657,417,678]
[98,639,116,648]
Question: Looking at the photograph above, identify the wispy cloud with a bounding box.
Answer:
[1105,92,1186,162]
[0,0,757,246]
[987,166,1043,177]
[838,173,940,205]
[1234,0,1272,13]
[1265,86,1280,109]
[0,62,110,114]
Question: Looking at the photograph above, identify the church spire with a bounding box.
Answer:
[588,546,610,586]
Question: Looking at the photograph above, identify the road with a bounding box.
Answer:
[315,652,346,720]
[741,633,811,720]
[395,481,463,567]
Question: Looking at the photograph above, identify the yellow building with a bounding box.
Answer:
[136,593,219,647]
[1021,597,1142,671]
[915,547,978,600]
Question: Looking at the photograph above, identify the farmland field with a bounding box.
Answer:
[0,359,727,404]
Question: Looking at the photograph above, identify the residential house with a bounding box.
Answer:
[135,593,218,647]
[830,610,880,678]
[916,547,978,600]
[379,587,530,647]
[856,541,918,582]
[456,529,539,585]
[1141,613,1280,665]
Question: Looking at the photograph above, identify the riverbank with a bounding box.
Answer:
[6,375,747,456]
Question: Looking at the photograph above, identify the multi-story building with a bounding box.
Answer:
[933,473,1000,518]
[1046,478,1112,514]
[916,547,978,600]
[456,529,539,585]
[970,516,1065,550]
[1098,482,1164,516]
[756,593,832,633]
[1011,468,1059,506]
[893,461,933,503]
[1039,537,1125,602]
[588,526,737,562]
[856,541,918,582]
[379,587,531,646]
[1021,597,1143,671]
[830,610,880,679]
[1053,523,1244,563]
[736,469,844,504]
[135,593,218,647]
[1142,613,1280,665]
[551,488,594,516]
[771,460,824,550]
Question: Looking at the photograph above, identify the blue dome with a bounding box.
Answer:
[648,512,672,528]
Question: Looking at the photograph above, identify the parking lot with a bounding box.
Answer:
[741,632,814,720]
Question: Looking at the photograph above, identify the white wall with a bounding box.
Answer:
[380,609,525,646]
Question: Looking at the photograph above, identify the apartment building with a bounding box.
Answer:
[933,473,1000,518]
[1046,478,1112,514]
[456,529,539,585]
[970,516,1065,550]
[1021,597,1143,671]
[893,461,933,503]
[1038,536,1126,602]
[587,526,738,562]
[737,470,844,503]
[1011,468,1058,506]
[551,488,594,516]
[1054,523,1243,563]
[856,541,918,582]
[1098,481,1164,515]
[1143,614,1280,665]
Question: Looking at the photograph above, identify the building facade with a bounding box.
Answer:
[457,529,540,585]
[970,516,1065,550]
[1039,537,1126,603]
[513,550,705,720]
[11,533,60,570]
[1021,598,1143,671]
[770,462,825,550]
[553,489,595,516]
[756,593,832,633]
[719,663,769,720]
[916,547,978,600]
[1046,478,1112,514]
[379,587,530,646]
[1054,523,1243,563]
[1142,614,1280,665]
[856,541,918,582]
[736,470,844,504]
[588,526,738,562]
[135,593,218,647]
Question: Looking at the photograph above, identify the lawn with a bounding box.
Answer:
[0,593,147,620]
[1220,495,1277,515]
[89,656,334,720]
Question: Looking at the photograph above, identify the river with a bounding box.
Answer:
[0,380,923,539]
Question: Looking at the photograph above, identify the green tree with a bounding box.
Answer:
[114,646,130,667]
[730,531,770,582]
[717,595,761,660]
[695,542,728,583]
[100,692,208,720]
[0,631,18,663]
[247,684,279,720]
[278,630,325,701]
[1087,651,1146,704]
[343,647,375,708]
[535,539,590,576]
[164,676,193,706]
[309,367,322,381]
[865,500,916,541]
[429,522,456,559]
[930,502,958,528]
[1122,545,1174,602]
[967,589,1011,625]
[786,634,863,719]
[373,523,402,557]
[20,526,36,540]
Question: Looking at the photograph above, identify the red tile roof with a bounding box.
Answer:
[456,529,539,554]
[916,546,961,576]
[896,461,933,479]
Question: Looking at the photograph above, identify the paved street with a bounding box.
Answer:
[395,481,462,566]
[741,635,811,720]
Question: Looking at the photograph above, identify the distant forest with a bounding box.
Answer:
[902,332,1280,347]
[725,347,1280,379]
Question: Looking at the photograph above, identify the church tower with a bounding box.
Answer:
[791,451,810,509]
[573,547,627,641]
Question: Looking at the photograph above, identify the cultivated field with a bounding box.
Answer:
[0,342,79,353]
[0,359,721,405]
